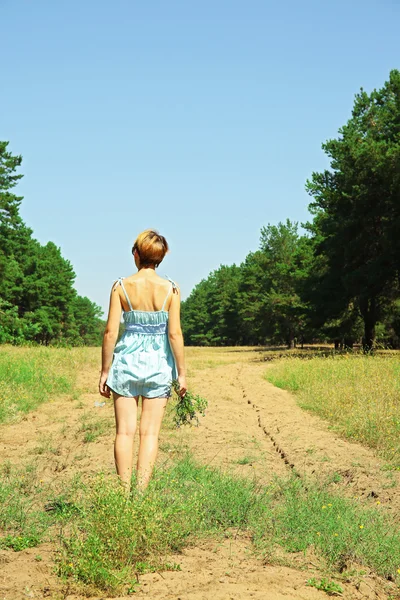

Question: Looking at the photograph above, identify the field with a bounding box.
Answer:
[1,345,400,600]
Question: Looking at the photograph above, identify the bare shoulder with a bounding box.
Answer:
[111,279,121,293]
[168,279,180,297]
[165,275,180,289]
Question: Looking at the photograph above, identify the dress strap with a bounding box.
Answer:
[117,277,133,312]
[161,286,172,311]
[161,275,178,311]
[165,275,178,291]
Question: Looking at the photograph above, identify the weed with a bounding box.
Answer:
[329,473,342,484]
[78,414,107,443]
[236,456,257,465]
[33,435,58,456]
[0,467,50,550]
[307,578,343,595]
[319,455,331,463]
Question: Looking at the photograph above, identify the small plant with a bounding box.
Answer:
[306,578,343,595]
[236,456,256,465]
[171,380,208,427]
[78,414,107,443]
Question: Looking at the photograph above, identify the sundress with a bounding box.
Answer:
[106,276,178,398]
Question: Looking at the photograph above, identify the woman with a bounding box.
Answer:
[99,229,186,491]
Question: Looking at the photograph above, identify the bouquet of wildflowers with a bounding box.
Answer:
[171,380,208,428]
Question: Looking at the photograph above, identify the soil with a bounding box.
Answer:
[0,348,399,600]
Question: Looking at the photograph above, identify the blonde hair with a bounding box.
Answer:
[132,229,169,267]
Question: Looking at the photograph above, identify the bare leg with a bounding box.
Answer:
[113,393,139,492]
[137,396,168,490]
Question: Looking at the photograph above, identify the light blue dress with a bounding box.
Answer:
[106,276,178,398]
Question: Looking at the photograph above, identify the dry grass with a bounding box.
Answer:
[185,346,265,374]
[265,354,400,464]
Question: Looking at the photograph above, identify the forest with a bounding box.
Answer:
[181,70,400,350]
[2,70,400,349]
[0,141,103,345]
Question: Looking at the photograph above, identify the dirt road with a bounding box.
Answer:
[1,348,399,599]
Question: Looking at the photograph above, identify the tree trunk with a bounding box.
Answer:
[359,297,377,352]
[287,328,295,349]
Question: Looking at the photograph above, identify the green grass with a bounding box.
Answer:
[265,354,400,463]
[78,413,108,443]
[2,454,399,595]
[235,456,257,465]
[0,346,82,422]
[0,463,51,551]
[55,459,400,594]
[307,578,343,595]
[258,476,400,577]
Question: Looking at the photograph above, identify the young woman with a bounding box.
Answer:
[99,229,186,491]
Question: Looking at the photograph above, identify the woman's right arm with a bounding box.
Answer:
[168,285,187,396]
[99,283,122,397]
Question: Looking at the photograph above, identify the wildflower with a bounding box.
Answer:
[376,501,381,505]
[322,505,327,509]
[359,525,364,529]
[327,503,332,507]
[316,532,321,536]
[397,569,400,574]
[334,533,338,536]
[68,563,73,568]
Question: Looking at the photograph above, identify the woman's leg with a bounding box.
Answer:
[113,393,139,490]
[137,396,168,489]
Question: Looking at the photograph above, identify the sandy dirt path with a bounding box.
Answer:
[0,349,398,600]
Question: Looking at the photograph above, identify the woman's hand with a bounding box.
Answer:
[99,372,111,399]
[177,374,187,397]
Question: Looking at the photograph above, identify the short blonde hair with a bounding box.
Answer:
[132,229,169,267]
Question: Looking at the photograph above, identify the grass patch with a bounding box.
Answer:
[56,456,400,595]
[78,413,108,443]
[57,456,258,594]
[307,578,343,595]
[0,346,86,422]
[265,355,400,463]
[1,453,400,596]
[33,434,61,456]
[258,476,400,579]
[235,456,257,465]
[0,463,51,550]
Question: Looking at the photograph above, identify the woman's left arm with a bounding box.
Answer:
[99,283,123,398]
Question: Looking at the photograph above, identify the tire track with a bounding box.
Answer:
[237,361,400,510]
[234,365,300,478]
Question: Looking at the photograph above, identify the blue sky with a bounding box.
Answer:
[1,0,399,315]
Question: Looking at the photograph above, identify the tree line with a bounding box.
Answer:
[181,71,400,350]
[0,141,104,345]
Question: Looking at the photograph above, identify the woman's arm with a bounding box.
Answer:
[167,285,187,396]
[99,283,123,397]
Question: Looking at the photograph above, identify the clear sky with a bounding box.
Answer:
[1,0,399,315]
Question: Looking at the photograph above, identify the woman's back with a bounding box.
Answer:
[118,273,173,313]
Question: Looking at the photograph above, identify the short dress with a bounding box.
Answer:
[106,276,178,398]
